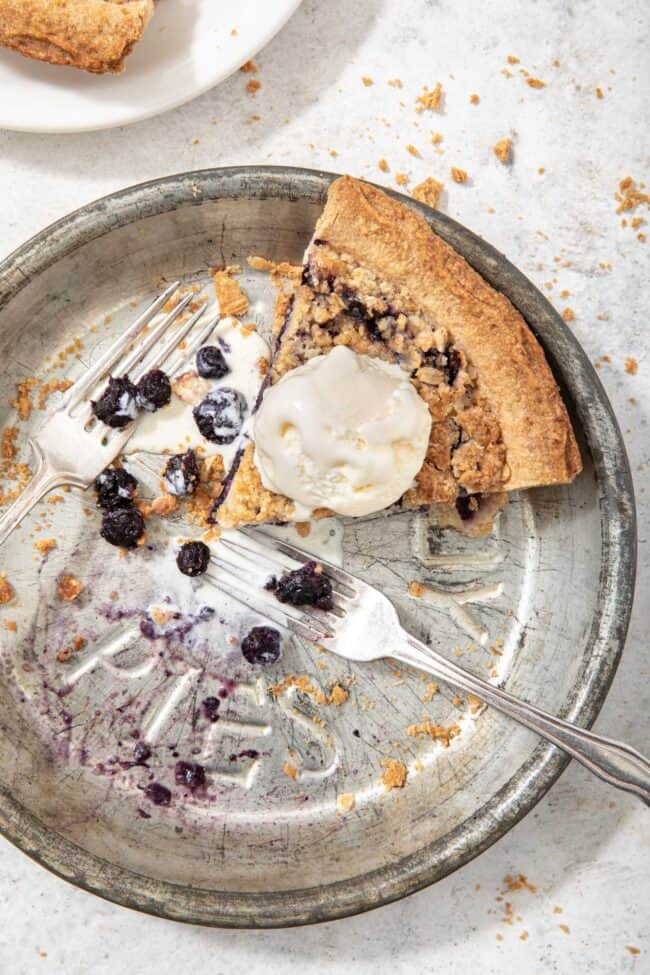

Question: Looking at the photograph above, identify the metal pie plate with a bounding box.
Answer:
[0,167,636,927]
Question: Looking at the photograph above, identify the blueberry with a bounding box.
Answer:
[163,449,200,497]
[446,347,462,385]
[144,782,171,806]
[202,696,221,722]
[192,388,246,444]
[175,760,206,790]
[100,506,145,548]
[91,376,138,428]
[136,369,171,412]
[241,626,282,666]
[176,540,210,576]
[94,467,138,508]
[455,494,480,521]
[133,741,151,764]
[196,345,229,380]
[266,561,333,611]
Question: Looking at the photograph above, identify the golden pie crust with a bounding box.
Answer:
[0,0,155,74]
[214,176,581,529]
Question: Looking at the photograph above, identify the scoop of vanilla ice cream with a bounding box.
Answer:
[253,346,432,517]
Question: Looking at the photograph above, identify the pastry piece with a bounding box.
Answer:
[0,0,155,75]
[212,176,581,530]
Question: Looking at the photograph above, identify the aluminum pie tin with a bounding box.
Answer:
[0,167,636,927]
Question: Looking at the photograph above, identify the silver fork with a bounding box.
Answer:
[206,529,650,804]
[0,282,220,547]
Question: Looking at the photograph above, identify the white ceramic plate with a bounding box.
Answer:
[0,0,303,133]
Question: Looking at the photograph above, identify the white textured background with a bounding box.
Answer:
[1,1,648,972]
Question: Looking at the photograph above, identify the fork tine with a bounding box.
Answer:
[220,536,352,615]
[61,280,181,410]
[108,293,195,383]
[205,561,328,643]
[164,309,221,378]
[130,304,213,383]
[241,527,358,593]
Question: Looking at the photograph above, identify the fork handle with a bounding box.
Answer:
[0,439,75,547]
[395,635,650,805]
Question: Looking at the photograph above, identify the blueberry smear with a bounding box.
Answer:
[136,369,172,412]
[196,345,230,380]
[163,449,200,497]
[266,561,333,611]
[94,466,137,508]
[144,782,171,806]
[176,540,210,577]
[91,376,138,428]
[192,388,246,444]
[202,696,221,722]
[175,760,206,790]
[100,506,145,548]
[241,625,282,666]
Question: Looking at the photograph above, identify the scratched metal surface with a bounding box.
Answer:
[0,168,635,927]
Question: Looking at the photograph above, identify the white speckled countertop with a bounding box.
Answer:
[1,1,648,971]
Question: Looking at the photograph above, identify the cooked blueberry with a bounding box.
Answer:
[455,494,480,521]
[133,741,151,764]
[94,467,137,508]
[202,696,221,722]
[174,760,206,790]
[196,345,229,380]
[144,782,171,806]
[163,449,200,497]
[446,347,462,385]
[136,369,171,411]
[100,506,145,548]
[91,376,138,428]
[241,626,282,666]
[192,388,246,444]
[266,561,333,611]
[176,540,210,576]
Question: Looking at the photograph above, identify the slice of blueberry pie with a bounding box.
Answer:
[0,0,154,74]
[212,176,581,534]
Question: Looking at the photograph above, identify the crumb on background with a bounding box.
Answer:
[493,137,512,163]
[412,177,444,208]
[451,167,468,183]
[415,82,443,113]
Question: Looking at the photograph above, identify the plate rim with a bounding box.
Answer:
[0,0,304,134]
[0,166,637,927]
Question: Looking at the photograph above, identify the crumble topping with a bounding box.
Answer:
[212,270,250,317]
[381,759,408,790]
[526,77,546,89]
[56,574,84,601]
[0,575,13,604]
[337,793,356,813]
[407,718,461,747]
